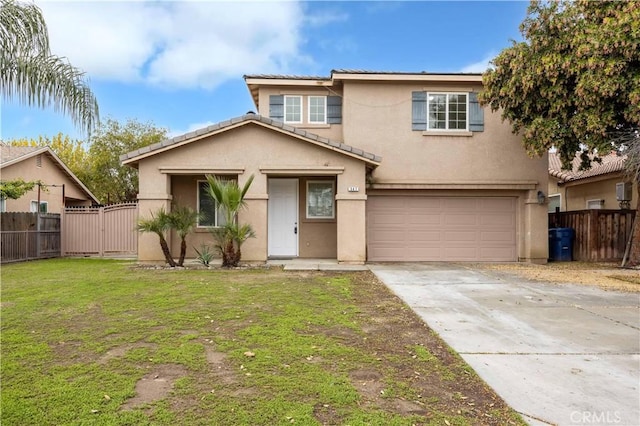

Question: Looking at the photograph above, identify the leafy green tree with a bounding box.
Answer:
[0,0,99,133]
[89,118,167,203]
[481,0,639,169]
[0,177,41,199]
[167,205,199,267]
[481,0,640,266]
[136,208,175,267]
[203,175,256,267]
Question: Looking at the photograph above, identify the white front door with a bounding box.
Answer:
[268,179,298,257]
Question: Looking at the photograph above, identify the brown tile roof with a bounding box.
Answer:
[244,69,482,80]
[121,113,382,165]
[0,145,43,164]
[549,151,627,183]
[243,73,330,80]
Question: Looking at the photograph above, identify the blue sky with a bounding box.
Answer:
[1,1,528,142]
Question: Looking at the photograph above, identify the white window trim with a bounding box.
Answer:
[0,197,6,213]
[284,95,303,124]
[548,194,562,213]
[30,200,48,213]
[306,180,335,219]
[197,180,219,228]
[426,92,469,132]
[586,199,604,210]
[307,95,327,124]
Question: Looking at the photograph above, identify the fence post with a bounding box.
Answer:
[99,206,105,256]
[60,208,65,256]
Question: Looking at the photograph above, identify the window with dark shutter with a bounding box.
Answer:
[269,95,284,121]
[468,92,484,132]
[412,91,427,131]
[327,96,342,124]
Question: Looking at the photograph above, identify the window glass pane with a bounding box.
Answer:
[307,181,334,218]
[40,202,47,213]
[428,94,446,129]
[308,96,326,123]
[285,96,301,122]
[198,181,217,226]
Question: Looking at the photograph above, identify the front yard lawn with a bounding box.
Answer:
[1,259,523,425]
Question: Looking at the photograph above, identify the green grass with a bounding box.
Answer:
[1,259,523,425]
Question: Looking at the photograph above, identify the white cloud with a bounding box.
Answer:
[36,1,309,89]
[459,53,497,73]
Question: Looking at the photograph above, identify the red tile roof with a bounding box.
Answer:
[549,151,627,183]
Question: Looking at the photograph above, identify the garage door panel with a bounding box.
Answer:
[367,196,516,262]
[409,214,441,225]
[408,231,441,242]
[480,231,514,242]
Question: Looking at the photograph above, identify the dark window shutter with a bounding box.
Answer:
[327,96,342,124]
[269,95,284,121]
[412,91,427,131]
[469,92,484,132]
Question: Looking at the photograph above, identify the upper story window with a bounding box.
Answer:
[412,91,483,133]
[428,93,468,130]
[284,96,302,123]
[308,96,326,124]
[269,95,342,125]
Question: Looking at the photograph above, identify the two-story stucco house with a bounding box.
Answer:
[122,70,549,264]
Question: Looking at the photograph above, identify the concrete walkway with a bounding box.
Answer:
[369,263,640,426]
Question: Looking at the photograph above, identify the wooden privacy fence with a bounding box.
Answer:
[1,213,61,263]
[62,203,138,256]
[549,209,636,262]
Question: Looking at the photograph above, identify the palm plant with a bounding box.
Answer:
[203,174,255,267]
[0,0,99,133]
[167,205,199,267]
[136,208,175,267]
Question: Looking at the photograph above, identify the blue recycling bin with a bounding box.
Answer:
[548,228,574,261]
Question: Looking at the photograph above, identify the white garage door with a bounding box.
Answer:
[367,196,517,262]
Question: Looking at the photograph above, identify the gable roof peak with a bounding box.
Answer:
[121,113,382,166]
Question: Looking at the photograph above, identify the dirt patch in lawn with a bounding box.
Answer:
[120,364,188,410]
[468,262,640,293]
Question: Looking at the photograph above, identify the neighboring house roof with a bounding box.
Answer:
[549,151,627,183]
[0,145,99,204]
[121,113,382,166]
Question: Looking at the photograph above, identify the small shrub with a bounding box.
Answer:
[194,244,214,266]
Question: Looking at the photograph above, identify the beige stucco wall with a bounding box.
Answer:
[1,153,92,213]
[341,81,547,186]
[135,123,368,263]
[561,176,638,211]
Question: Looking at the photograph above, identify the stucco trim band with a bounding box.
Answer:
[158,167,245,175]
[259,166,345,175]
[369,181,538,190]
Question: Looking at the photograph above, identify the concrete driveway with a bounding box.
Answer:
[369,263,640,426]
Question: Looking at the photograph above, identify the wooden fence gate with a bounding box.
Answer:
[549,209,636,262]
[62,203,138,256]
[1,213,61,263]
